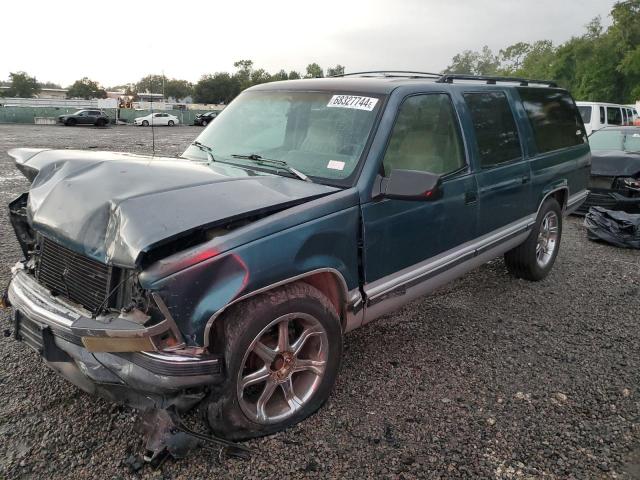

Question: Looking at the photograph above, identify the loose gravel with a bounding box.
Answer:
[0,124,639,479]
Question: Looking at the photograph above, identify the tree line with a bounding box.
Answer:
[2,1,638,105]
[0,62,345,104]
[443,0,640,103]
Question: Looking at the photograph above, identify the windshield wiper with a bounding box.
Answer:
[231,154,312,182]
[191,141,216,163]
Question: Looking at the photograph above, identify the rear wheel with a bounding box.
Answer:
[95,118,106,127]
[504,197,562,281]
[168,120,175,126]
[205,282,342,440]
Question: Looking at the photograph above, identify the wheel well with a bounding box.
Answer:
[549,188,568,211]
[207,270,349,353]
[299,272,346,327]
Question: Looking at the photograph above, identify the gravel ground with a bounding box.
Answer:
[0,124,639,479]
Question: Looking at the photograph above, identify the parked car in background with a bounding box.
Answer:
[134,112,179,126]
[578,102,637,135]
[194,111,219,126]
[57,109,109,127]
[3,73,589,444]
[577,126,640,213]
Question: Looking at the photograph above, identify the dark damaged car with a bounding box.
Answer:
[577,126,640,214]
[2,73,589,446]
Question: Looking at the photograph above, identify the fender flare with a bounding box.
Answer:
[202,267,350,348]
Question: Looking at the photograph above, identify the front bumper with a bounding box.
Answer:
[6,268,224,409]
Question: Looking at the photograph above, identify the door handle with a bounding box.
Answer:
[464,190,478,205]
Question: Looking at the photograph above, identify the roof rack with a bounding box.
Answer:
[331,70,442,79]
[436,74,557,87]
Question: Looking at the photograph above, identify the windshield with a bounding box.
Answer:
[589,129,640,153]
[182,90,383,184]
[578,106,592,123]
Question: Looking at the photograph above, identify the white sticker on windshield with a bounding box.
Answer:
[327,95,378,111]
[327,160,345,170]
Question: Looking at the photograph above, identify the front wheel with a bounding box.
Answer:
[65,118,76,126]
[504,197,562,281]
[205,282,342,440]
[201,120,208,127]
[142,120,149,127]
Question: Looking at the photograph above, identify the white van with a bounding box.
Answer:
[576,101,637,135]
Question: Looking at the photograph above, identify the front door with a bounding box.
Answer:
[77,111,89,124]
[361,93,478,306]
[461,91,530,235]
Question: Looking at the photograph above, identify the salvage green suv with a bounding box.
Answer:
[3,72,590,442]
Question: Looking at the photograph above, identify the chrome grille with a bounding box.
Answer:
[36,237,114,313]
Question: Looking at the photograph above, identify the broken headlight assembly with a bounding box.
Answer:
[621,177,640,193]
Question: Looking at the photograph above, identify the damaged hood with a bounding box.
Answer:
[591,150,640,177]
[9,148,338,267]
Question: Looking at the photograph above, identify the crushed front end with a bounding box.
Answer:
[4,194,224,411]
[576,175,640,214]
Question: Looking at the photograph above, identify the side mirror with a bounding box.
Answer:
[380,169,442,200]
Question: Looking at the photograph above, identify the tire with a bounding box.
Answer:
[142,120,149,127]
[504,197,562,281]
[65,118,76,126]
[95,119,106,127]
[205,282,342,441]
[201,120,208,127]
[168,120,175,126]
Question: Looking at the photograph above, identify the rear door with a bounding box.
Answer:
[361,92,478,287]
[462,91,530,235]
[88,110,100,124]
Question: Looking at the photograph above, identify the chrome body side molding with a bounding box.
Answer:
[566,189,589,214]
[363,215,534,305]
[362,229,529,325]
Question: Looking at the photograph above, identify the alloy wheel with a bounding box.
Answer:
[536,211,559,268]
[236,312,328,425]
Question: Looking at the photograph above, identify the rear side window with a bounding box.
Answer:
[607,107,622,125]
[517,88,586,153]
[600,107,606,124]
[463,91,522,167]
[578,106,592,123]
[383,94,466,175]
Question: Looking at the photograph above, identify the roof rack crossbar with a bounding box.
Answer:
[331,70,442,79]
[436,74,557,87]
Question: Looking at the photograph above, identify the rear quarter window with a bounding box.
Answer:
[463,91,522,167]
[517,88,586,153]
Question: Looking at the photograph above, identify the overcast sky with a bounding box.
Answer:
[2,0,618,88]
